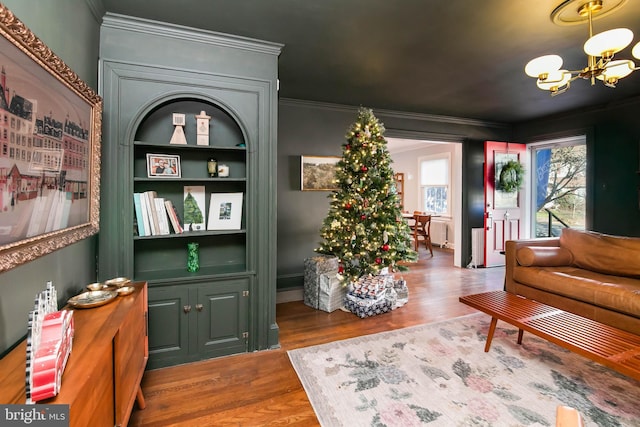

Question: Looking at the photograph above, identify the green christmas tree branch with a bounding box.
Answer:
[316,107,417,283]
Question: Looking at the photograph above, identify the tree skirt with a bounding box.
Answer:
[288,313,640,426]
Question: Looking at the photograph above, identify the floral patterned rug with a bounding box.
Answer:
[287,313,640,426]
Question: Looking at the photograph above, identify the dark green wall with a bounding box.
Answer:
[0,0,101,354]
[513,98,640,236]
[276,99,512,290]
[461,139,487,267]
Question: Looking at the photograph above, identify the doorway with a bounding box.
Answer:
[386,137,463,267]
[529,136,587,237]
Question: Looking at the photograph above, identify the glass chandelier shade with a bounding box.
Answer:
[536,70,571,91]
[597,59,635,83]
[583,28,633,57]
[525,55,563,78]
[633,41,640,59]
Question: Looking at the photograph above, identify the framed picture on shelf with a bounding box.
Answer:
[0,5,102,272]
[207,193,243,230]
[183,186,206,231]
[147,153,181,178]
[301,156,340,191]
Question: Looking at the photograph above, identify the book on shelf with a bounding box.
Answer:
[133,193,147,236]
[154,198,171,235]
[143,191,160,235]
[139,193,152,236]
[135,192,186,236]
[164,200,183,234]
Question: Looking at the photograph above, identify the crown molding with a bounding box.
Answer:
[279,98,509,129]
[85,0,106,23]
[101,13,283,56]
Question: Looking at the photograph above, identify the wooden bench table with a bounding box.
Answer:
[459,290,640,382]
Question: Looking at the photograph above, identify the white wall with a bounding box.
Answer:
[391,142,458,249]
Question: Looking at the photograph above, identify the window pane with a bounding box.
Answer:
[533,141,586,237]
[423,185,448,214]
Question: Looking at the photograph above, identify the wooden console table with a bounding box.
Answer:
[459,290,640,382]
[0,282,148,427]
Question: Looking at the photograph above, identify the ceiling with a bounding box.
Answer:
[100,0,640,124]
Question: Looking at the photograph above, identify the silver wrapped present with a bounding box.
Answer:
[394,278,409,308]
[303,255,339,309]
[318,273,347,312]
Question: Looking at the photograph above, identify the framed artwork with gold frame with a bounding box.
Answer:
[0,5,102,272]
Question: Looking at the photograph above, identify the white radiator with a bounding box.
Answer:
[431,221,448,248]
[470,228,485,268]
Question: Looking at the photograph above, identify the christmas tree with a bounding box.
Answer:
[184,191,203,230]
[316,107,417,283]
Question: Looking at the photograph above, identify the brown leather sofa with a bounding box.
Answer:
[505,228,640,335]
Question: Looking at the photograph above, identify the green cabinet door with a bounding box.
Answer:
[147,285,190,369]
[196,278,249,358]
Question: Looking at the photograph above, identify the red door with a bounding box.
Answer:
[484,141,526,267]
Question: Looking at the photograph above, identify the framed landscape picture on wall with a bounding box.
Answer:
[301,155,340,191]
[0,5,102,272]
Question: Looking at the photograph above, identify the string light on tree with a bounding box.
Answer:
[316,107,417,283]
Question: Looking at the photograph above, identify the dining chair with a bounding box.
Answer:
[413,214,433,256]
[406,210,422,231]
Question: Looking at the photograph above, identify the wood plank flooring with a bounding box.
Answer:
[129,248,505,426]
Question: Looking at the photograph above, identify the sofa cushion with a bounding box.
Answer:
[560,228,640,278]
[513,265,640,318]
[516,246,573,267]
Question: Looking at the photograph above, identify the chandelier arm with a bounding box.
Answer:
[551,81,571,96]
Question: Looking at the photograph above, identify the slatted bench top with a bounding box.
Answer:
[459,290,640,382]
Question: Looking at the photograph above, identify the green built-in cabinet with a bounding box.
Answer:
[98,14,282,368]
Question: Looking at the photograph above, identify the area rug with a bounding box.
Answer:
[287,313,640,427]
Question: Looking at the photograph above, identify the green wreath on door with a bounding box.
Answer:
[498,160,524,193]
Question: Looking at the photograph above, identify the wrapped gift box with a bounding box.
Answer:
[394,278,409,308]
[348,274,394,299]
[345,293,393,318]
[345,275,409,318]
[303,255,339,309]
[318,273,347,312]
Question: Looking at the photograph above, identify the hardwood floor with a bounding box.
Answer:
[129,248,505,426]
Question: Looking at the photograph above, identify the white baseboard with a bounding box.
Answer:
[276,288,303,304]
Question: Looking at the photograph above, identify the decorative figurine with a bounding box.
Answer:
[195,110,211,146]
[170,113,187,145]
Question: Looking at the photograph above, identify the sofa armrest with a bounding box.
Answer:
[505,237,559,294]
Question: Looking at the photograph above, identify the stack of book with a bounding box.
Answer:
[133,191,183,236]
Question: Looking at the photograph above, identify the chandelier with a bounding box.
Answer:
[525,0,640,95]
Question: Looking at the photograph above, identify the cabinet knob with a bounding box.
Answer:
[183,305,192,314]
[196,304,204,312]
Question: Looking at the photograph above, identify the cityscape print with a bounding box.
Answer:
[0,39,91,247]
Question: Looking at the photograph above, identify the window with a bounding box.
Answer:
[530,136,586,237]
[420,154,450,215]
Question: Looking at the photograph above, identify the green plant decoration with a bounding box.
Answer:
[187,242,199,272]
[498,160,525,193]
